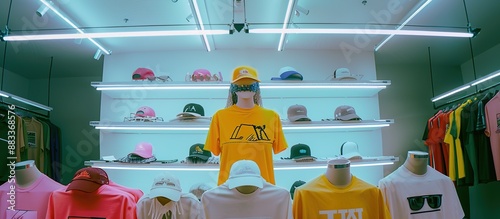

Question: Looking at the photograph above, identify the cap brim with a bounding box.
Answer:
[66,180,102,193]
[130,152,153,159]
[232,77,261,83]
[226,175,264,189]
[149,188,181,201]
[288,115,311,122]
[292,155,317,161]
[176,112,201,117]
[336,114,361,121]
[341,152,363,160]
[272,71,303,80]
[187,154,210,161]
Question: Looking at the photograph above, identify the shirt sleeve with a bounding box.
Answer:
[273,112,288,154]
[204,112,221,156]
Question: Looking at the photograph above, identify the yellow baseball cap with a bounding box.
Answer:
[231,66,261,84]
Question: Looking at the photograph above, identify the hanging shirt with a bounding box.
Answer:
[202,181,292,219]
[293,175,391,219]
[378,165,464,219]
[136,193,204,219]
[485,91,500,180]
[204,105,288,185]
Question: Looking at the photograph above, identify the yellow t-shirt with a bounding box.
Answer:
[204,105,288,185]
[293,175,391,219]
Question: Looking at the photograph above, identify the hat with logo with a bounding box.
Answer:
[135,106,156,118]
[231,66,260,84]
[290,143,316,161]
[192,69,212,81]
[176,103,205,118]
[334,105,361,121]
[130,142,154,159]
[226,160,264,189]
[340,141,362,160]
[67,167,109,193]
[287,104,311,122]
[289,180,306,200]
[331,68,364,81]
[132,67,155,80]
[149,172,182,201]
[186,143,212,162]
[271,66,303,81]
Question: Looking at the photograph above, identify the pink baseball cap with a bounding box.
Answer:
[132,68,155,80]
[135,106,156,118]
[131,142,154,158]
[192,69,212,81]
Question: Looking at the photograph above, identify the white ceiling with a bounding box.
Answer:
[1,0,499,79]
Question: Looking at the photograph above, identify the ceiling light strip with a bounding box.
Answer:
[190,0,211,51]
[40,0,110,55]
[251,28,472,37]
[278,0,296,51]
[375,0,432,51]
[431,69,500,102]
[0,90,53,111]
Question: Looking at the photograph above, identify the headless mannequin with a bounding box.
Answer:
[325,159,352,188]
[233,79,258,109]
[15,160,42,188]
[403,151,429,175]
[156,197,172,205]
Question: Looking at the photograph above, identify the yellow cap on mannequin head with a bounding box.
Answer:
[231,66,260,85]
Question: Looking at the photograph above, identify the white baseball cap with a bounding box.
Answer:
[225,160,264,189]
[149,172,182,201]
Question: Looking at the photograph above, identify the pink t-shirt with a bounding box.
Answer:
[109,180,144,203]
[485,92,500,180]
[46,184,137,219]
[0,174,64,219]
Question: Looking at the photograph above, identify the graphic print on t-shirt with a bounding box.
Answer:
[27,131,36,148]
[496,113,500,133]
[230,123,270,141]
[407,193,443,215]
[6,209,37,219]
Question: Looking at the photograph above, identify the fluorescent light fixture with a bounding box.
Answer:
[8,93,53,111]
[3,29,228,41]
[471,70,500,86]
[93,166,220,171]
[431,84,471,102]
[250,28,472,37]
[282,124,390,130]
[93,49,103,60]
[189,0,211,51]
[431,69,500,102]
[39,0,110,55]
[375,0,433,51]
[95,126,209,131]
[0,91,9,98]
[278,0,296,51]
[36,4,50,17]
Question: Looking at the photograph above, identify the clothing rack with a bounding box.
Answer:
[433,80,500,109]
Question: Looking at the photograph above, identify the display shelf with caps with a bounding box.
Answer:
[84,156,399,171]
[89,119,394,133]
[90,80,391,99]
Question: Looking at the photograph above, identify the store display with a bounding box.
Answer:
[201,160,293,219]
[186,143,212,164]
[137,172,204,219]
[378,151,465,219]
[271,66,304,81]
[124,106,164,122]
[46,167,137,219]
[0,160,64,219]
[340,141,363,160]
[334,105,362,121]
[287,104,311,122]
[293,159,391,219]
[118,142,157,163]
[204,66,288,185]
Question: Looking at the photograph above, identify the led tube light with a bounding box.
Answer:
[471,70,500,86]
[431,69,500,102]
[251,28,473,37]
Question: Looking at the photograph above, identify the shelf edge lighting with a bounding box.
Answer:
[431,69,500,102]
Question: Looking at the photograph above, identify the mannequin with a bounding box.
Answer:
[234,89,256,109]
[325,158,352,187]
[403,151,429,175]
[15,160,42,188]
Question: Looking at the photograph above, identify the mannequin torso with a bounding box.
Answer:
[15,160,42,188]
[325,159,352,187]
[403,151,429,175]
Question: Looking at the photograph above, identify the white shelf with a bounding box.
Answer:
[84,156,399,171]
[91,80,391,99]
[89,119,394,133]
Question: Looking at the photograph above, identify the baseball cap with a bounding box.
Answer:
[66,167,109,193]
[340,141,362,160]
[130,142,154,159]
[226,160,264,189]
[332,68,359,81]
[231,66,260,84]
[287,104,311,122]
[192,69,211,81]
[271,66,303,81]
[186,143,212,161]
[135,106,156,118]
[189,182,213,200]
[289,180,306,200]
[290,143,316,161]
[149,172,182,201]
[334,105,361,121]
[132,67,155,80]
[176,103,205,118]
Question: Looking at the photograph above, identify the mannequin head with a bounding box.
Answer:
[226,66,263,107]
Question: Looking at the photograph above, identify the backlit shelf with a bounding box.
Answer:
[84,156,399,171]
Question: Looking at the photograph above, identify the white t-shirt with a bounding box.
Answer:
[136,193,204,219]
[378,165,465,219]
[201,181,292,219]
